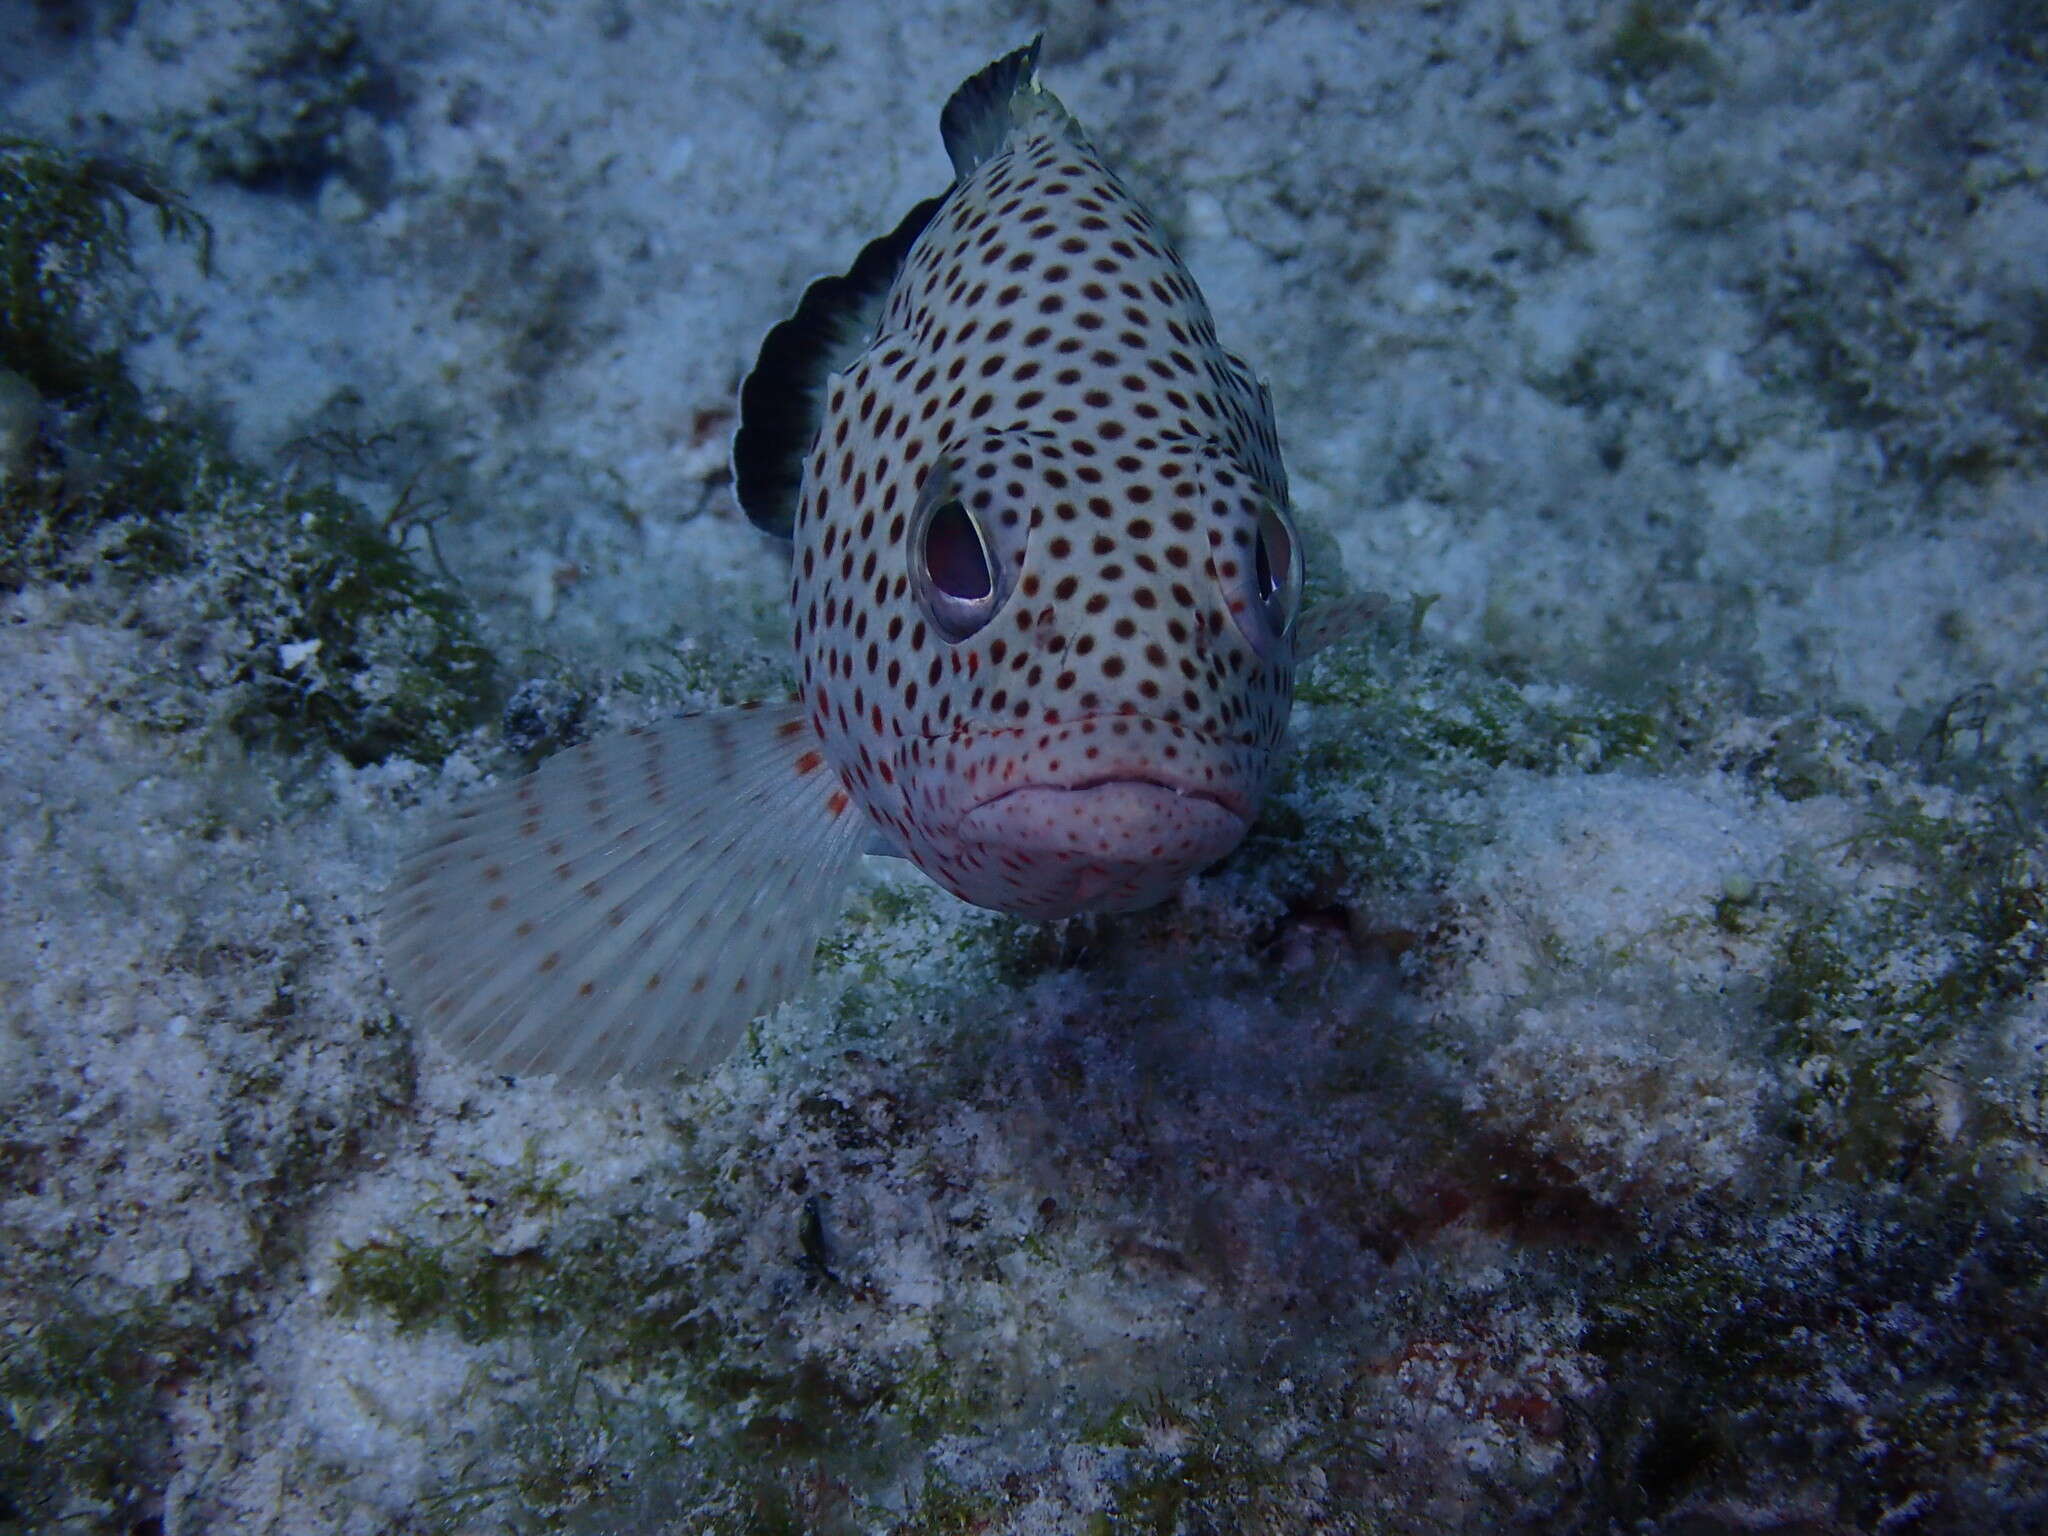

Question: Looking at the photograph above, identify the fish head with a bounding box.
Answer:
[794,376,1304,918]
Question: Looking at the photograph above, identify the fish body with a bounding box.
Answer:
[782,45,1303,920]
[385,40,1356,1083]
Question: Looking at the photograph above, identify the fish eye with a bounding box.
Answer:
[909,476,1008,642]
[1254,501,1303,634]
[924,498,992,602]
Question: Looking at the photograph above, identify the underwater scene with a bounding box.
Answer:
[2,2,2045,1531]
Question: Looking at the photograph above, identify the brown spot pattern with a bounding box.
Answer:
[786,104,1302,918]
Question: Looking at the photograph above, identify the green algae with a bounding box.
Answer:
[332,1236,528,1344]
[896,1473,1005,1535]
[170,4,390,197]
[1071,1387,1396,1536]
[1748,182,2048,482]
[0,1293,225,1533]
[331,1205,711,1354]
[613,616,798,715]
[0,134,493,767]
[1756,793,2046,1185]
[810,878,1025,1040]
[329,1186,1010,1533]
[0,136,210,405]
[1242,622,1666,920]
[1585,1201,2048,1529]
[5,418,495,765]
[1293,625,1663,776]
[1597,2,1716,86]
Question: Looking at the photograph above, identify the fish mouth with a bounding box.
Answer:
[938,714,1262,824]
[935,718,1262,915]
[967,773,1251,823]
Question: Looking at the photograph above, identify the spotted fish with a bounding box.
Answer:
[383,39,1370,1083]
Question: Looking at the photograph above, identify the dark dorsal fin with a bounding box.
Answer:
[732,38,1062,540]
[732,193,943,538]
[939,34,1043,178]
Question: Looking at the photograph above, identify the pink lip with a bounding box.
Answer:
[969,774,1252,824]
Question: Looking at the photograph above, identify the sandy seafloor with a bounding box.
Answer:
[3,1,2047,1532]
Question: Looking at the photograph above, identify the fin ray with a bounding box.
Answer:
[384,704,868,1083]
[733,195,945,538]
[938,35,1084,178]
[1296,592,1391,659]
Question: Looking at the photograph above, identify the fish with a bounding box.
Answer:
[382,38,1373,1084]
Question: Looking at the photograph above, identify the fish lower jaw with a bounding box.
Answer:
[949,779,1251,916]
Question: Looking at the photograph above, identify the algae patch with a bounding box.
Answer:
[0,136,493,767]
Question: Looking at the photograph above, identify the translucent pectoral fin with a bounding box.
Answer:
[383,703,868,1085]
[1295,591,1392,659]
